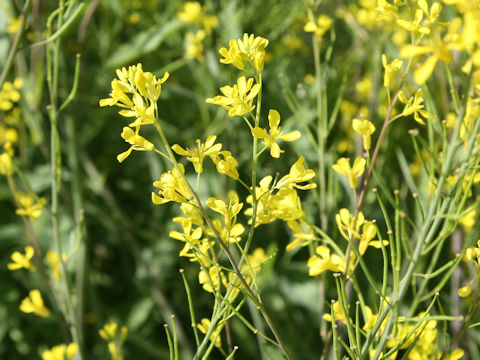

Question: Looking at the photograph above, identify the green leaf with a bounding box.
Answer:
[105,19,183,69]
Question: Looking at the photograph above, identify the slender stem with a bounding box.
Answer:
[0,0,32,90]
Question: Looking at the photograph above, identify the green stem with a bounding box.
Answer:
[0,0,32,90]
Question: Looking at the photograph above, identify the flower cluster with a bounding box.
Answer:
[100,64,169,162]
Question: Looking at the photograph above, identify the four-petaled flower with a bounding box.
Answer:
[152,164,192,204]
[332,157,366,189]
[398,89,431,125]
[308,245,346,276]
[252,109,301,158]
[19,289,51,317]
[206,76,261,117]
[7,246,36,272]
[172,135,222,174]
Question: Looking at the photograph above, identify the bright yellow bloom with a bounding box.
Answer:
[19,289,50,317]
[172,135,222,174]
[358,221,388,254]
[169,221,202,245]
[197,318,222,348]
[219,34,269,72]
[41,343,78,360]
[7,246,36,271]
[417,0,442,24]
[398,89,431,125]
[352,118,375,151]
[212,150,239,180]
[15,192,46,219]
[117,127,154,163]
[219,40,245,70]
[179,238,213,265]
[332,157,366,189]
[400,19,462,84]
[251,109,301,158]
[199,265,227,293]
[336,208,364,240]
[100,64,169,110]
[308,245,346,276]
[382,54,403,88]
[286,219,314,251]
[206,194,243,231]
[323,301,348,324]
[206,76,261,117]
[396,8,430,34]
[304,15,333,42]
[152,164,192,204]
[276,156,316,190]
[245,176,305,226]
[177,2,218,34]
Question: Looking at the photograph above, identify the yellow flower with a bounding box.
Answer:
[304,15,333,42]
[169,221,202,245]
[336,208,364,240]
[15,192,46,219]
[323,301,348,324]
[179,238,213,266]
[117,127,154,163]
[7,16,21,34]
[99,321,128,341]
[458,282,472,298]
[206,194,243,231]
[176,2,218,34]
[172,135,222,174]
[47,251,67,280]
[396,8,430,34]
[352,118,375,150]
[245,177,305,226]
[41,343,78,360]
[332,157,366,189]
[276,156,316,190]
[152,164,192,204]
[251,109,301,158]
[358,221,388,255]
[308,245,346,276]
[398,89,431,125]
[382,54,403,88]
[0,143,14,176]
[212,150,239,180]
[219,34,269,72]
[236,33,269,72]
[219,40,245,70]
[19,289,50,317]
[286,219,314,252]
[8,246,36,272]
[197,318,222,348]
[185,30,206,60]
[0,81,22,111]
[400,19,462,84]
[198,266,227,293]
[206,76,261,117]
[100,64,169,109]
